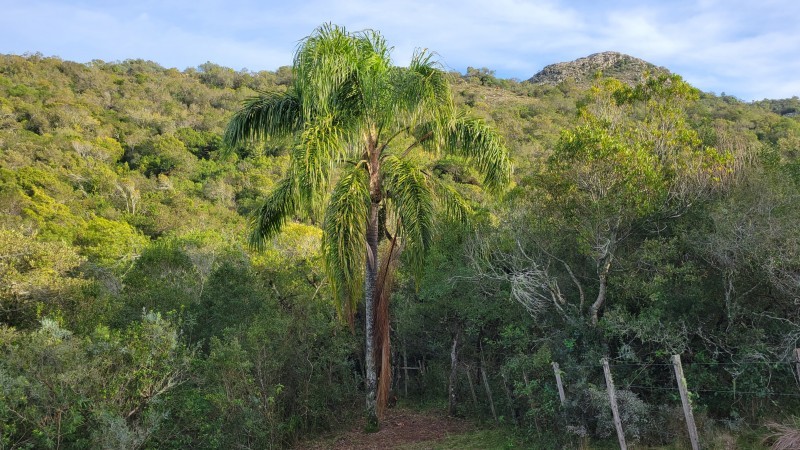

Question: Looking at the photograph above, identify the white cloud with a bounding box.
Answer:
[1,0,798,99]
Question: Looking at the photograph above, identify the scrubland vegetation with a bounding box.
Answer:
[1,28,800,447]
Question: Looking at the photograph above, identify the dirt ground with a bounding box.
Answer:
[295,408,472,450]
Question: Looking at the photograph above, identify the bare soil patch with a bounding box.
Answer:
[296,408,472,450]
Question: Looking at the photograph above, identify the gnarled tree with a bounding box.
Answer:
[469,74,731,326]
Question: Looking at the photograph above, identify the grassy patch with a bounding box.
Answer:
[397,428,523,450]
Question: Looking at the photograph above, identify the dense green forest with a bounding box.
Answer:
[1,40,800,449]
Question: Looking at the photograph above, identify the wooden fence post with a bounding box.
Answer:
[552,362,566,406]
[601,358,627,450]
[672,354,700,450]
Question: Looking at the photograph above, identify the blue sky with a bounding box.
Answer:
[1,0,798,101]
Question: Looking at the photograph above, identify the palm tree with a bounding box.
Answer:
[224,24,511,428]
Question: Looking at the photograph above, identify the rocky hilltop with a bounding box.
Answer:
[528,51,669,86]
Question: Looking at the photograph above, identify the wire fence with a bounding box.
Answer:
[550,354,800,449]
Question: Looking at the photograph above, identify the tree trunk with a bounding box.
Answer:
[590,230,616,326]
[364,136,381,430]
[466,365,479,407]
[479,343,498,423]
[590,266,609,326]
[501,372,518,425]
[375,236,398,418]
[403,346,409,397]
[480,365,498,423]
[364,200,379,430]
[448,331,460,417]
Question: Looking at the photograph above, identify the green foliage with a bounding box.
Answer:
[464,67,507,89]
[174,127,222,159]
[131,134,198,178]
[553,121,663,218]
[2,38,800,448]
[77,216,148,269]
[399,427,525,449]
[577,386,650,442]
[226,23,511,326]
[321,167,370,319]
[0,228,89,327]
[0,313,190,449]
[90,136,125,162]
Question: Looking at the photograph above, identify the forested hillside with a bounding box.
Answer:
[1,50,799,448]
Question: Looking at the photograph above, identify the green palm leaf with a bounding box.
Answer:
[321,165,370,322]
[293,114,344,212]
[430,177,473,224]
[445,115,513,192]
[385,52,453,145]
[249,175,300,250]
[294,23,362,120]
[382,155,434,278]
[223,89,302,150]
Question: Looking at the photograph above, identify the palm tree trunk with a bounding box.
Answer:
[364,137,381,430]
[364,200,379,429]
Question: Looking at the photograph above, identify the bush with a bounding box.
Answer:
[566,386,650,443]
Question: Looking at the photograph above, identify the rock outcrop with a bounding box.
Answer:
[528,51,669,86]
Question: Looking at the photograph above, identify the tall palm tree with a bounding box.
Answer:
[224,24,511,428]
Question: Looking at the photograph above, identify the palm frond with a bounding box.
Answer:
[386,51,453,141]
[354,28,392,120]
[223,90,302,152]
[409,120,442,155]
[293,114,344,212]
[249,176,299,250]
[407,49,454,120]
[294,23,362,119]
[445,115,513,192]
[430,177,473,224]
[382,155,434,277]
[321,165,370,324]
[294,24,393,157]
